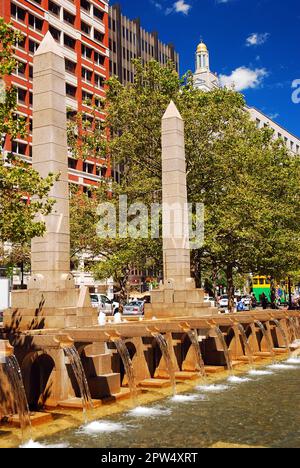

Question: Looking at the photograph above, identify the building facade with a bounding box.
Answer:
[193,40,300,154]
[1,0,111,290]
[109,3,179,85]
[1,0,110,193]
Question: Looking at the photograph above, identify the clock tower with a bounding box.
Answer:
[193,41,220,91]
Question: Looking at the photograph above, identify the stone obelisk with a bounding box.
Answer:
[161,101,192,290]
[29,31,74,291]
[4,33,97,330]
[145,101,217,318]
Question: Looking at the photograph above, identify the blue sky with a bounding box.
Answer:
[115,0,300,137]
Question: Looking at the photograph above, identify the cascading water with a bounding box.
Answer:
[113,338,138,402]
[255,321,275,362]
[0,351,31,441]
[272,319,291,356]
[187,330,207,379]
[63,346,93,422]
[213,326,233,372]
[152,333,177,396]
[237,323,254,367]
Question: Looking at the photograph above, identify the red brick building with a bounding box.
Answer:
[1,0,110,191]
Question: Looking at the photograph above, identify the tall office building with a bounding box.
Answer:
[109,3,179,85]
[193,40,300,155]
[1,0,110,192]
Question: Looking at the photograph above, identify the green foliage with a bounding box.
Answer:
[69,59,300,310]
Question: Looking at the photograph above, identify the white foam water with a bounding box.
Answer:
[170,394,206,403]
[79,421,126,435]
[128,406,171,418]
[248,370,273,376]
[268,364,298,370]
[196,384,229,393]
[228,376,251,384]
[20,440,68,449]
[286,358,300,364]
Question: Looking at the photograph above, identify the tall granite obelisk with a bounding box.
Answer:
[29,31,73,292]
[4,33,97,330]
[145,101,217,318]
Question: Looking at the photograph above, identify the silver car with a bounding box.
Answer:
[90,294,118,316]
[123,300,145,316]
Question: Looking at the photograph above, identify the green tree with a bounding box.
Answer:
[103,59,300,312]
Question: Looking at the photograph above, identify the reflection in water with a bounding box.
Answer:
[38,364,300,449]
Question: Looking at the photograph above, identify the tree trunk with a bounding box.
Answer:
[21,262,24,288]
[193,250,202,289]
[270,277,276,310]
[226,264,235,313]
[288,276,292,309]
[212,266,218,301]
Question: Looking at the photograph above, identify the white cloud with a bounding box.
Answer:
[246,33,270,47]
[173,0,191,14]
[154,0,192,15]
[219,67,268,91]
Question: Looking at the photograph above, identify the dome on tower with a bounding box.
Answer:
[197,41,208,53]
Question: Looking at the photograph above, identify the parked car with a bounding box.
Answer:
[204,296,216,308]
[90,294,119,316]
[123,300,145,316]
[218,295,229,312]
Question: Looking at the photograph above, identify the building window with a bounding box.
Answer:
[65,59,76,75]
[12,140,27,155]
[83,162,94,174]
[68,158,77,170]
[64,10,76,26]
[66,83,77,98]
[95,74,105,89]
[16,61,26,78]
[81,21,91,36]
[80,0,91,12]
[82,90,93,104]
[49,26,61,42]
[94,29,104,44]
[11,4,26,23]
[95,52,105,66]
[93,7,104,22]
[82,44,93,60]
[64,34,76,50]
[82,67,92,83]
[17,88,27,105]
[16,34,26,50]
[29,39,40,54]
[49,1,60,17]
[29,14,43,32]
